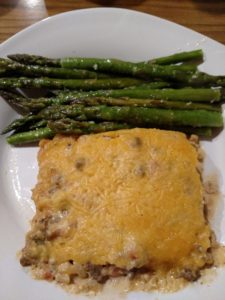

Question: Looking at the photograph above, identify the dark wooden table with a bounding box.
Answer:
[0,0,225,45]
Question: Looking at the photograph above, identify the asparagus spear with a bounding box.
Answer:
[163,64,197,72]
[8,50,203,67]
[71,97,221,111]
[48,119,131,134]
[139,62,198,72]
[186,71,225,87]
[6,121,213,146]
[2,115,38,134]
[49,119,213,137]
[0,92,53,114]
[58,87,221,102]
[13,96,223,112]
[127,82,170,89]
[29,119,48,130]
[36,81,171,97]
[0,80,171,108]
[0,90,33,114]
[60,57,193,81]
[7,87,217,114]
[7,127,54,145]
[45,105,223,127]
[4,104,222,134]
[8,55,193,81]
[0,58,196,78]
[8,54,60,67]
[61,58,225,86]
[7,53,224,85]
[6,121,131,145]
[0,58,110,79]
[147,49,203,65]
[74,105,222,127]
[2,90,220,113]
[0,77,144,90]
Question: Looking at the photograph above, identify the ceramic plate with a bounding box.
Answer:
[0,7,225,300]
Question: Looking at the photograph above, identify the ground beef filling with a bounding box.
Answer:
[20,211,210,284]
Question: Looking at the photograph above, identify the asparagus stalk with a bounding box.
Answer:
[2,90,220,114]
[0,90,34,114]
[35,81,171,97]
[139,62,198,72]
[126,82,170,89]
[60,57,193,81]
[6,104,222,131]
[61,58,225,86]
[7,53,224,85]
[147,49,203,65]
[7,127,54,145]
[72,97,221,111]
[8,50,203,67]
[0,80,172,109]
[0,92,53,114]
[7,87,217,114]
[0,58,196,78]
[29,119,48,130]
[7,121,213,146]
[58,87,221,102]
[48,119,131,133]
[10,100,48,114]
[0,58,110,79]
[3,105,86,133]
[8,54,60,67]
[8,54,190,81]
[186,71,225,87]
[76,106,222,127]
[49,119,213,137]
[2,115,38,134]
[162,64,197,72]
[6,121,213,146]
[6,121,131,145]
[0,77,144,90]
[47,105,223,127]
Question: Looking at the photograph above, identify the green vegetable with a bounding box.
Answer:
[71,97,220,111]
[7,54,60,67]
[7,127,54,145]
[147,49,203,65]
[58,87,221,102]
[7,50,204,67]
[0,77,144,90]
[0,58,109,79]
[6,121,213,146]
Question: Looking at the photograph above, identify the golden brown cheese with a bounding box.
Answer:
[29,128,211,273]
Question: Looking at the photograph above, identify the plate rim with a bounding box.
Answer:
[1,7,225,300]
[1,7,224,50]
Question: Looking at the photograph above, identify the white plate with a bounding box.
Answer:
[0,7,225,300]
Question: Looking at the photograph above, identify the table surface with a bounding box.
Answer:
[0,0,225,45]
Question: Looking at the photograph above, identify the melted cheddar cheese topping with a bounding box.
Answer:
[32,128,211,271]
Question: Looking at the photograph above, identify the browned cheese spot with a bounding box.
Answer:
[134,165,146,177]
[131,136,142,148]
[75,157,86,171]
